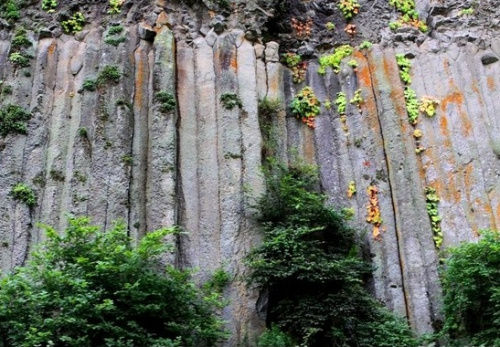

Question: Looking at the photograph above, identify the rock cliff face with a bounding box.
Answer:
[1,0,500,344]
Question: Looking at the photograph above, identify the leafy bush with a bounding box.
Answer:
[97,65,121,85]
[290,86,320,128]
[257,325,295,347]
[246,161,417,346]
[0,0,23,20]
[156,91,177,113]
[9,183,36,207]
[0,217,228,346]
[0,104,32,136]
[61,12,85,34]
[220,93,242,110]
[81,79,97,91]
[318,45,353,74]
[11,28,31,49]
[41,0,57,12]
[441,230,500,346]
[9,52,30,67]
[338,0,360,19]
[108,0,122,14]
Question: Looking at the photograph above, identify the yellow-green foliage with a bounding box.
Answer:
[61,12,85,34]
[108,0,122,14]
[419,97,439,117]
[404,87,419,125]
[291,87,321,128]
[425,187,442,248]
[395,54,412,84]
[318,45,353,74]
[338,0,360,20]
[350,89,363,106]
[41,0,57,12]
[335,92,347,114]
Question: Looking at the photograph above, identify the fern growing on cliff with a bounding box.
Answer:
[247,160,417,346]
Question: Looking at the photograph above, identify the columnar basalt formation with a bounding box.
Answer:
[1,0,499,344]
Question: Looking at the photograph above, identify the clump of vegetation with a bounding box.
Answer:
[347,180,357,198]
[419,96,439,117]
[49,169,65,182]
[291,86,321,128]
[318,45,353,74]
[350,89,363,106]
[257,325,294,347]
[41,0,57,12]
[61,12,86,34]
[338,0,360,20]
[425,187,443,249]
[441,230,500,346]
[282,53,307,84]
[220,93,242,110]
[108,0,122,14]
[9,183,36,207]
[290,17,312,40]
[156,91,177,113]
[335,91,347,114]
[396,54,412,84]
[0,104,31,136]
[105,24,126,47]
[348,59,358,68]
[0,0,23,21]
[247,161,417,346]
[359,40,373,50]
[404,87,419,125]
[259,98,282,160]
[366,185,383,239]
[0,217,228,346]
[325,22,335,31]
[81,65,121,92]
[9,52,30,68]
[459,7,474,16]
[389,0,427,32]
[11,28,30,49]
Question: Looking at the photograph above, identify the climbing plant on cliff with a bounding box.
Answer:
[247,160,417,346]
[441,230,500,346]
[0,217,227,346]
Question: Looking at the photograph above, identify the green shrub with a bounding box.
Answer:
[82,79,97,91]
[97,65,121,85]
[108,0,122,14]
[0,217,228,346]
[220,93,242,110]
[290,86,320,128]
[9,183,36,207]
[9,52,30,67]
[104,36,126,47]
[156,91,177,112]
[246,160,417,346]
[61,12,85,34]
[11,28,30,49]
[0,104,31,136]
[257,325,295,347]
[0,0,22,21]
[41,0,57,12]
[338,0,360,19]
[108,24,124,35]
[318,45,353,74]
[441,230,500,346]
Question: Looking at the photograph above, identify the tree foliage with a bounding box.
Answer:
[0,217,227,347]
[441,230,500,346]
[247,160,417,346]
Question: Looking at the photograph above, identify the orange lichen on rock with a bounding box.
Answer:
[366,185,383,240]
[487,76,496,91]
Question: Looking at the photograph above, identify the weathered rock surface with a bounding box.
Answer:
[1,0,499,344]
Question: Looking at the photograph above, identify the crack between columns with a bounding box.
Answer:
[364,53,411,321]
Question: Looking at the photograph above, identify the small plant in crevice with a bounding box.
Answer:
[156,91,177,113]
[389,0,427,32]
[396,54,412,85]
[366,185,383,240]
[9,183,36,207]
[41,0,57,12]
[0,0,23,21]
[49,169,65,182]
[350,89,363,106]
[9,52,30,68]
[108,0,122,14]
[419,96,439,117]
[338,0,360,20]
[61,12,85,35]
[220,93,242,110]
[81,65,121,92]
[359,40,373,50]
[258,98,282,160]
[82,79,97,92]
[104,24,126,47]
[347,59,358,69]
[404,87,419,125]
[347,180,357,198]
[318,45,353,75]
[246,161,417,346]
[290,17,312,40]
[122,154,133,166]
[425,186,443,249]
[440,230,500,346]
[344,23,357,35]
[290,86,321,129]
[459,7,474,16]
[0,104,31,137]
[335,92,347,114]
[325,21,335,31]
[282,52,307,84]
[11,28,30,50]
